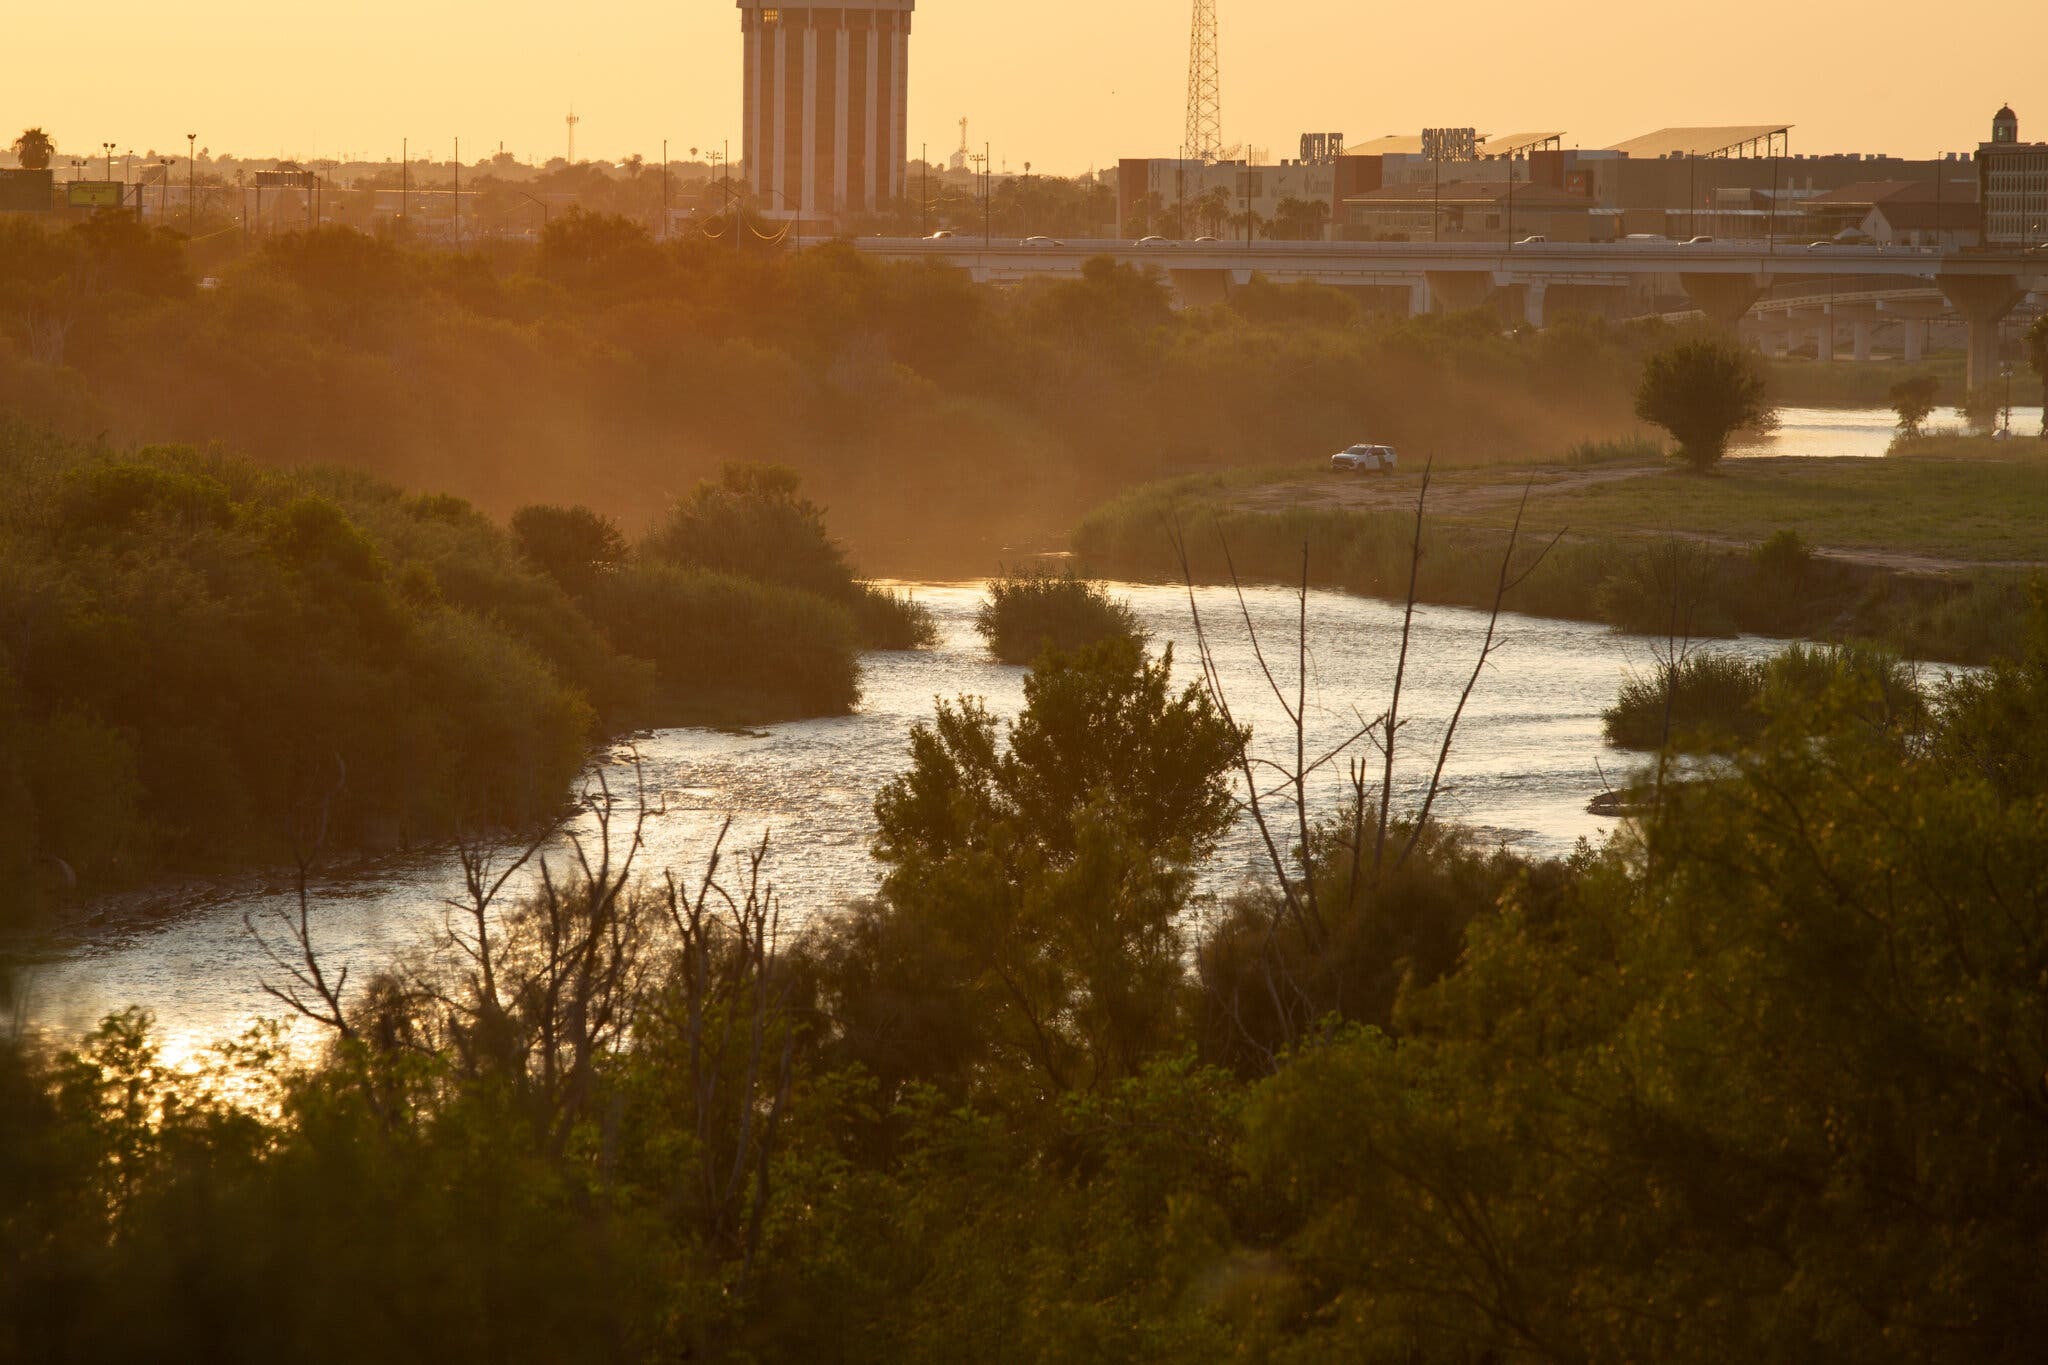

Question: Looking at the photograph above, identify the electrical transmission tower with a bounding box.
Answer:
[1183,0,1223,163]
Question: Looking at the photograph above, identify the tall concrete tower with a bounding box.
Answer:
[737,0,913,219]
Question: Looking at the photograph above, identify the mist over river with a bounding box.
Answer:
[17,582,1798,1059]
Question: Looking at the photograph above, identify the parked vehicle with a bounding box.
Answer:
[1331,443,1399,474]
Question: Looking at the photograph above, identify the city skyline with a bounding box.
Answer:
[8,2,2045,173]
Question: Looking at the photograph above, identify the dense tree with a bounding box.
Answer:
[834,637,1241,1099]
[1888,372,1941,437]
[1635,334,1772,470]
[509,503,627,596]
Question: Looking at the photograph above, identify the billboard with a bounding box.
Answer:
[254,169,317,189]
[0,168,54,212]
[66,180,124,208]
[1421,127,1478,163]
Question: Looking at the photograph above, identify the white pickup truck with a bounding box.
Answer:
[1331,443,1399,474]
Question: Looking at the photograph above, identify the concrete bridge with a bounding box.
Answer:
[837,237,2048,391]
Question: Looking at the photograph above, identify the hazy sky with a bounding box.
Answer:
[10,2,2044,171]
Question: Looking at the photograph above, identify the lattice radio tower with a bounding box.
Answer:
[1183,0,1223,163]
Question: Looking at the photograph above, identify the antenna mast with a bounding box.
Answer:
[1184,0,1222,163]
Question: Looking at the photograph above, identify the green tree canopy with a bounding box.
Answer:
[1887,372,1941,437]
[1634,335,1771,471]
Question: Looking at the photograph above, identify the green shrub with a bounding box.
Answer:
[585,562,860,720]
[974,567,1141,664]
[1603,652,1767,751]
[644,463,931,650]
[1752,528,1814,582]
[644,463,857,603]
[853,584,939,650]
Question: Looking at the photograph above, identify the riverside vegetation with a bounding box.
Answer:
[0,211,1694,566]
[0,418,927,921]
[6,593,2048,1361]
[1075,451,2040,662]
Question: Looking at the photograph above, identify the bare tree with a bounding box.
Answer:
[1172,467,1559,1060]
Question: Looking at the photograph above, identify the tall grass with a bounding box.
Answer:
[975,567,1141,664]
[853,585,939,650]
[1563,434,1664,466]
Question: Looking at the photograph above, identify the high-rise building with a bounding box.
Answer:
[737,1,913,220]
[1979,105,2048,247]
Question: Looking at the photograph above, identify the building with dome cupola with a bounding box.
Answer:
[1979,104,2048,246]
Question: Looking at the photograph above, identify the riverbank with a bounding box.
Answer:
[1072,448,2045,663]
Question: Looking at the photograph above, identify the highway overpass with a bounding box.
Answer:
[832,238,2048,390]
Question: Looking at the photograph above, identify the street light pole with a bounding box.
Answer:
[662,138,669,239]
[187,133,197,231]
[102,142,115,180]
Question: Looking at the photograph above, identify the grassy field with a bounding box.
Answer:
[1072,447,2048,662]
[1763,355,1967,406]
[1184,451,2048,566]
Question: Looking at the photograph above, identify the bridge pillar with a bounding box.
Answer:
[1425,271,1495,313]
[1406,278,1432,317]
[1904,320,1926,363]
[1520,282,1547,329]
[1852,320,1873,363]
[1679,272,1766,327]
[1937,274,2026,392]
[1816,317,1835,362]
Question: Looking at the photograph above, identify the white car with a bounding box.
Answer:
[1331,444,1399,474]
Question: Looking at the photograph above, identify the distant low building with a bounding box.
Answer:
[1802,178,1981,246]
[1339,180,1595,242]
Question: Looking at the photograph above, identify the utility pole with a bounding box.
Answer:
[662,138,669,238]
[186,133,197,231]
[920,142,927,236]
[453,136,460,246]
[402,137,409,230]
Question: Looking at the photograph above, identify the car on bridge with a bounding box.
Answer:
[1020,235,1066,247]
[1133,235,1175,246]
[925,229,958,240]
[1331,443,1399,475]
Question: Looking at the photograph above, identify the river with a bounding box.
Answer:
[17,581,1793,1061]
[1736,404,2043,458]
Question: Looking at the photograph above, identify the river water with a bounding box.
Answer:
[1736,404,2044,459]
[18,582,1791,1061]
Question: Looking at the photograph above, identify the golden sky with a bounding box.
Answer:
[9,1,2043,171]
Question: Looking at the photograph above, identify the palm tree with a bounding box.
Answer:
[12,127,54,172]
